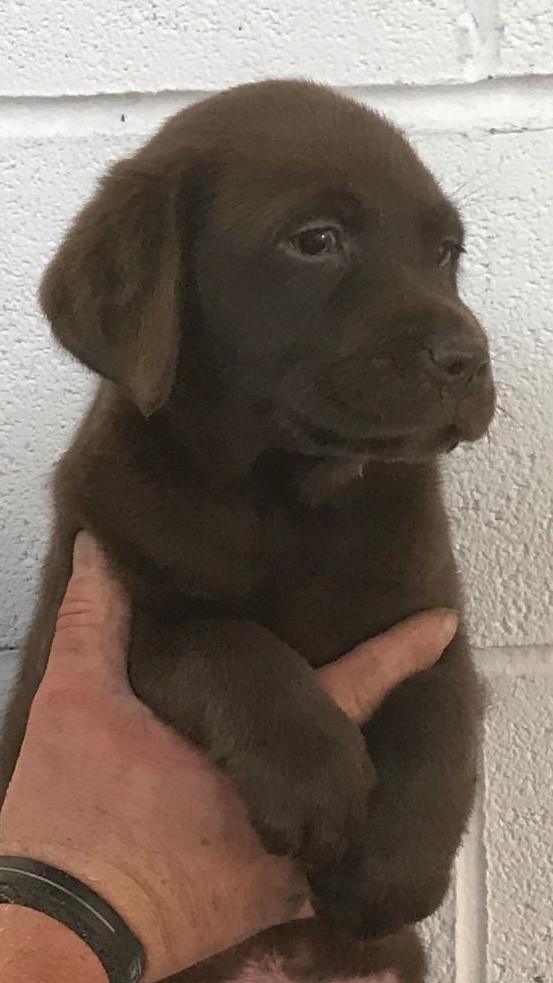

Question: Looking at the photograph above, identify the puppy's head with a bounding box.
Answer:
[41,80,495,464]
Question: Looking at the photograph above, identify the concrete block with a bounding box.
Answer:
[0,0,470,96]
[0,133,123,646]
[498,0,553,76]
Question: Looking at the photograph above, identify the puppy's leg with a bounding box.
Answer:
[130,614,374,874]
[310,637,479,939]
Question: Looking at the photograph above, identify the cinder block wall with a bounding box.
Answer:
[1,4,551,981]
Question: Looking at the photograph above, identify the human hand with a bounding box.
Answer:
[0,533,457,981]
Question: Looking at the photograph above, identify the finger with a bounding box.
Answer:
[318,609,458,724]
[42,531,131,689]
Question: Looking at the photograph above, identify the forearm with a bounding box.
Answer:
[0,905,108,983]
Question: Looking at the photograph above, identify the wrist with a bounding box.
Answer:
[0,841,162,979]
[0,904,108,983]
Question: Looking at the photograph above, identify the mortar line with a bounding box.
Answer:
[2,74,553,138]
[466,0,500,79]
[455,746,489,983]
[2,71,553,107]
[476,640,553,652]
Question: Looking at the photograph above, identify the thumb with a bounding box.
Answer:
[43,531,131,691]
[318,609,458,725]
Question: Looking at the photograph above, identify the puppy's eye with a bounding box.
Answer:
[289,226,342,258]
[437,239,465,269]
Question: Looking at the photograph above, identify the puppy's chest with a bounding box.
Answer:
[248,478,453,668]
[136,466,454,666]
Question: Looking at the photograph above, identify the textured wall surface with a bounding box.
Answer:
[1,3,552,981]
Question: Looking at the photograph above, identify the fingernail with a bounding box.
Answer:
[73,531,104,572]
[438,609,458,647]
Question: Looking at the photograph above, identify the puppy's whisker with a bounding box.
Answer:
[453,189,488,212]
[447,166,487,199]
[495,402,517,424]
[485,429,493,463]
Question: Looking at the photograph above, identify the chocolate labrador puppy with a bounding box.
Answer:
[1,80,494,981]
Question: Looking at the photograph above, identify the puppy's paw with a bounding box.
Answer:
[310,857,449,940]
[231,713,375,868]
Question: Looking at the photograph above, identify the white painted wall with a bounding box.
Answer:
[1,4,552,981]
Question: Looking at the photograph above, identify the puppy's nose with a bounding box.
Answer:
[426,338,489,387]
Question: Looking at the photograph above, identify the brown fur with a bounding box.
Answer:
[1,80,495,981]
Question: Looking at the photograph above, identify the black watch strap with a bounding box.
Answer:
[0,855,145,983]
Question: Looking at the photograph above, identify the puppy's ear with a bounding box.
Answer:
[40,160,184,416]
